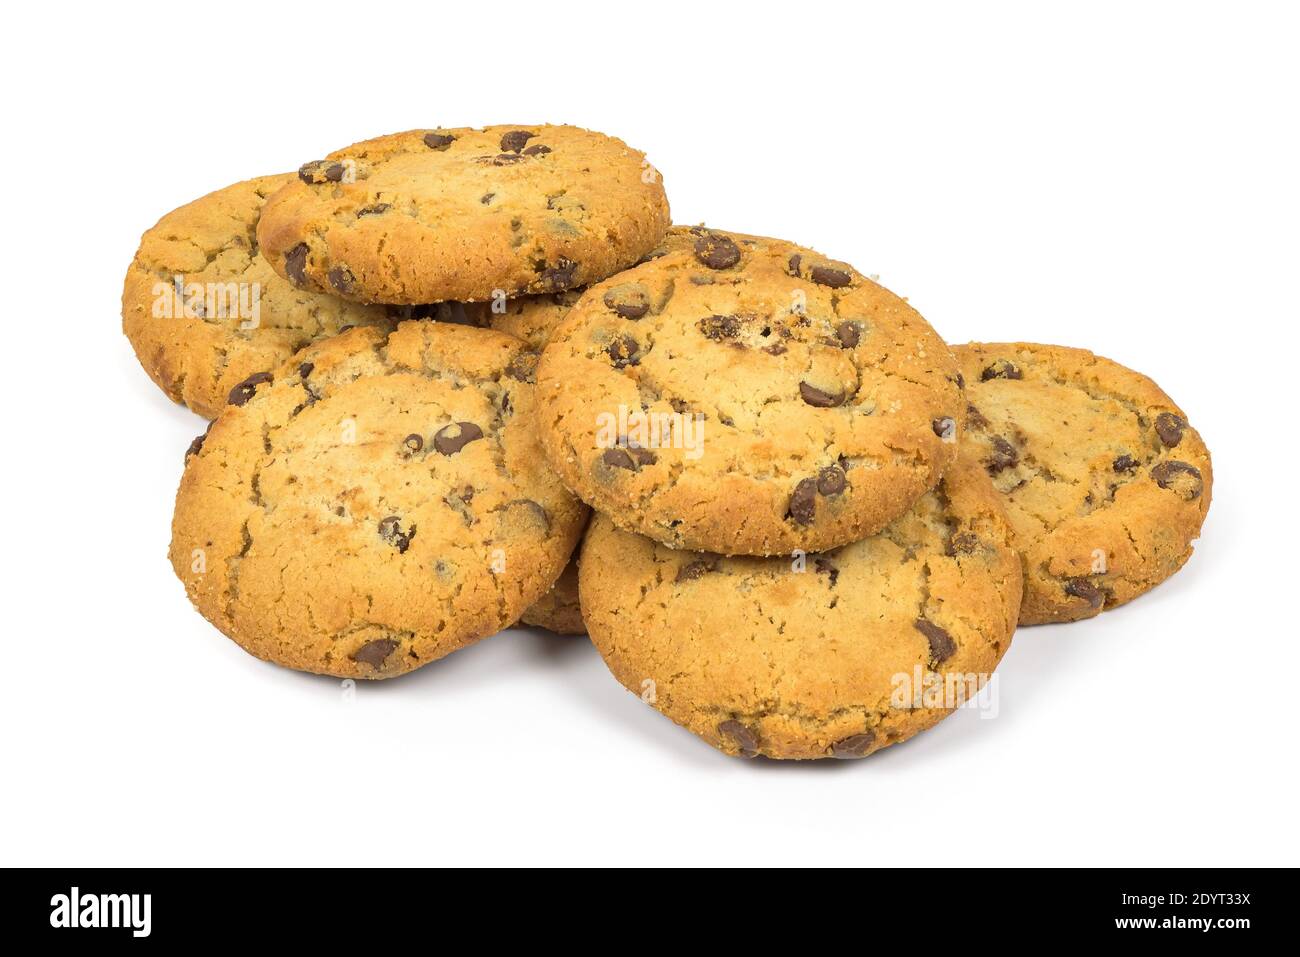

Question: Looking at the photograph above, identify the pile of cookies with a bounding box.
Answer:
[124,124,1212,760]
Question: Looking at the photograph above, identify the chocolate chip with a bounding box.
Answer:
[603,284,650,319]
[698,314,741,340]
[403,433,424,453]
[675,559,716,583]
[283,244,309,287]
[298,362,314,379]
[423,132,456,150]
[505,351,540,383]
[788,478,818,525]
[350,638,399,667]
[483,153,525,165]
[981,359,1022,381]
[185,429,209,461]
[816,466,846,496]
[297,160,344,184]
[377,517,415,553]
[433,422,484,456]
[955,372,965,390]
[787,253,802,276]
[522,144,551,156]
[327,266,354,294]
[297,161,324,183]
[356,203,391,217]
[227,371,273,407]
[810,265,852,288]
[602,448,636,470]
[947,532,982,555]
[966,403,989,430]
[1155,412,1187,448]
[799,381,845,407]
[605,335,640,369]
[830,732,875,759]
[986,436,1019,473]
[500,130,536,153]
[717,719,759,757]
[539,258,578,291]
[814,557,839,586]
[835,321,862,348]
[1113,454,1138,472]
[1064,577,1104,609]
[1150,460,1204,499]
[693,233,741,270]
[933,417,956,440]
[913,618,957,663]
[629,446,658,467]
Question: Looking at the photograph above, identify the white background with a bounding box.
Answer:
[3,1,1297,867]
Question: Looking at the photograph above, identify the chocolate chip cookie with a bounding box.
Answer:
[257,125,671,304]
[170,321,587,678]
[580,448,1021,759]
[536,227,966,556]
[954,343,1213,625]
[123,175,396,418]
[519,554,585,635]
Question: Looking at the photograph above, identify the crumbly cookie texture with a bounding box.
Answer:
[580,449,1021,759]
[257,125,671,304]
[953,342,1213,625]
[519,554,585,635]
[122,175,396,419]
[537,227,965,556]
[170,321,587,678]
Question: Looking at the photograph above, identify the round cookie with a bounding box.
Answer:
[257,125,671,304]
[123,175,396,419]
[519,555,585,635]
[953,342,1213,625]
[170,321,587,678]
[536,227,966,556]
[580,448,1022,759]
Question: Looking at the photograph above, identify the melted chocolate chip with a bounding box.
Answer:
[675,559,717,583]
[227,371,273,407]
[698,314,741,340]
[1113,454,1138,472]
[717,719,759,757]
[1150,460,1204,499]
[185,430,209,461]
[1155,412,1187,448]
[986,436,1019,473]
[603,285,650,320]
[810,265,852,288]
[814,557,839,586]
[433,422,484,456]
[835,321,862,349]
[283,244,309,287]
[350,638,399,667]
[913,618,957,663]
[799,382,845,407]
[356,203,391,217]
[602,448,636,470]
[423,132,456,150]
[377,517,415,553]
[830,732,875,759]
[540,258,578,291]
[787,253,802,276]
[966,403,990,430]
[693,233,741,269]
[298,362,314,379]
[522,144,551,156]
[403,433,424,453]
[946,532,982,555]
[500,130,536,153]
[1064,577,1104,609]
[605,335,640,369]
[981,359,1022,381]
[933,417,957,440]
[816,466,846,496]
[327,266,354,294]
[789,478,819,525]
[298,160,345,184]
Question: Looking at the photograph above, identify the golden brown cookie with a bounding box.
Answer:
[580,448,1021,759]
[953,343,1212,625]
[537,227,965,556]
[123,175,396,419]
[519,555,585,635]
[257,125,671,304]
[170,322,587,678]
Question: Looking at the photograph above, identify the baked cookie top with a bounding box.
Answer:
[536,227,965,556]
[170,321,587,678]
[953,343,1213,625]
[257,125,671,304]
[579,448,1021,759]
[122,175,395,419]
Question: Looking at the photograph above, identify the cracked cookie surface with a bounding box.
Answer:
[537,227,965,555]
[123,175,396,419]
[170,321,587,678]
[954,342,1213,625]
[579,448,1021,759]
[257,125,671,304]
